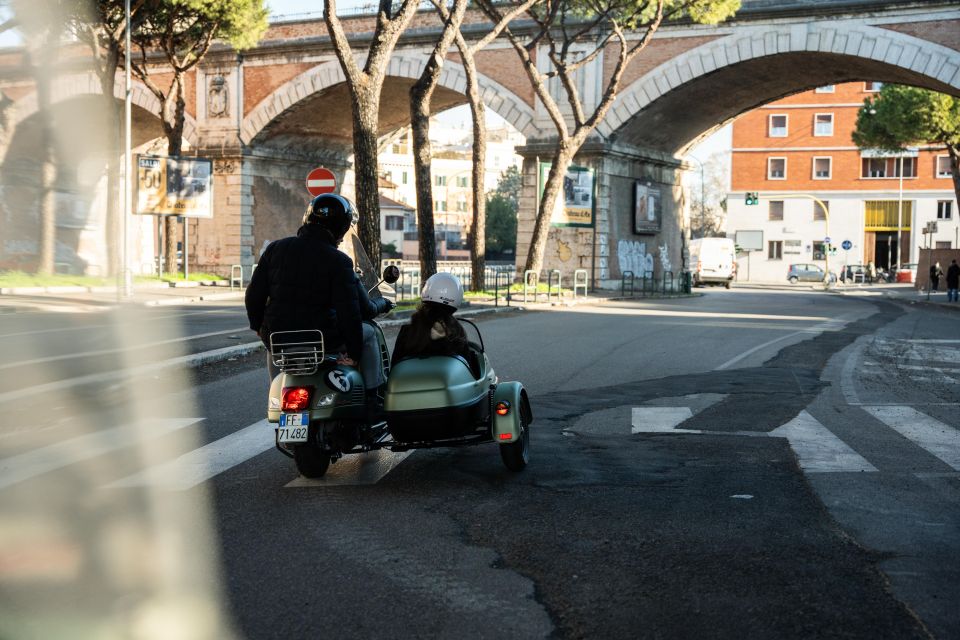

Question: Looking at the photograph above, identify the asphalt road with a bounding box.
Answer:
[0,288,957,639]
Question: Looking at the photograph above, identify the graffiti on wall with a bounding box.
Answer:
[659,244,672,273]
[617,239,654,276]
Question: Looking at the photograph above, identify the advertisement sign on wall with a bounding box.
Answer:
[633,180,661,235]
[539,162,595,227]
[137,155,213,218]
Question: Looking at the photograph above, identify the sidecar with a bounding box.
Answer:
[384,319,532,471]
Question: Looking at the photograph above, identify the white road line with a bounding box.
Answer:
[0,341,263,405]
[770,411,877,473]
[0,326,250,370]
[285,449,413,487]
[0,418,203,490]
[631,407,694,433]
[0,308,237,339]
[108,419,274,490]
[863,406,960,471]
[714,321,844,371]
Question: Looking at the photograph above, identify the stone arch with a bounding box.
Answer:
[240,54,537,145]
[11,72,199,146]
[603,22,960,153]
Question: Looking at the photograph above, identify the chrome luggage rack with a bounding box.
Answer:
[269,330,325,375]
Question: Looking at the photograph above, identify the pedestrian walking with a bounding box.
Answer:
[947,259,960,302]
[930,262,943,292]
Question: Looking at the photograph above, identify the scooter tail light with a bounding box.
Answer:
[281,386,314,412]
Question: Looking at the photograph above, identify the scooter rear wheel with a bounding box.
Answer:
[294,445,330,478]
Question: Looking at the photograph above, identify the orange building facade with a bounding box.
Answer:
[726,82,957,282]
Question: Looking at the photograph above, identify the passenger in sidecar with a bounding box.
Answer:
[385,274,531,471]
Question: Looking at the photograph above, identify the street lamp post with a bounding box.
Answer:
[121,0,133,298]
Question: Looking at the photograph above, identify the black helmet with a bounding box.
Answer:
[303,194,357,238]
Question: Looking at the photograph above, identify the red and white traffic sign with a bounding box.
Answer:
[306,167,337,196]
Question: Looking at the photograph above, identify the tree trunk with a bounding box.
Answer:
[410,90,437,280]
[524,146,574,276]
[351,86,382,274]
[462,51,487,291]
[101,47,121,278]
[162,74,186,276]
[31,46,56,275]
[948,144,960,209]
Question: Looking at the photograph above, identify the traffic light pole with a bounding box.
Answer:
[754,193,832,286]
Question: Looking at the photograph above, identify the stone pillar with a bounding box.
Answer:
[516,140,686,290]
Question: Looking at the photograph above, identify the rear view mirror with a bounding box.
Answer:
[382,265,400,284]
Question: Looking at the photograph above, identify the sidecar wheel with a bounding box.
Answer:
[294,445,330,478]
[499,413,530,472]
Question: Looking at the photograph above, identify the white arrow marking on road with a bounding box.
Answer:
[631,407,694,433]
[285,449,413,487]
[108,419,273,490]
[770,411,877,473]
[0,418,203,490]
[863,406,960,471]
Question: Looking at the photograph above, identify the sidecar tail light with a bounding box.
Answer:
[498,433,512,440]
[495,401,511,416]
[282,386,313,411]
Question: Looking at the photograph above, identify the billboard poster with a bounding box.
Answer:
[633,180,661,235]
[540,162,594,227]
[137,155,213,218]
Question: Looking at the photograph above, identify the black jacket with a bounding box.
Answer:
[245,225,381,361]
[947,263,960,288]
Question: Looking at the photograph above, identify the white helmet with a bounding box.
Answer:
[421,272,463,310]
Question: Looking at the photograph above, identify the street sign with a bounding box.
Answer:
[841,240,852,250]
[306,167,337,196]
[136,155,213,218]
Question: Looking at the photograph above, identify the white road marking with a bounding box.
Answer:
[0,308,236,339]
[285,449,413,487]
[631,407,693,433]
[0,326,250,370]
[108,419,274,490]
[0,418,203,490]
[715,321,845,370]
[770,411,877,473]
[863,406,960,471]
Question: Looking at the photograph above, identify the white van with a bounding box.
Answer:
[689,237,736,289]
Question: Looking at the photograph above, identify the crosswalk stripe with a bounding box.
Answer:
[770,411,877,473]
[631,407,694,433]
[863,406,960,471]
[0,418,203,490]
[107,420,274,490]
[285,449,413,487]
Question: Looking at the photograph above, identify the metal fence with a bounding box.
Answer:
[383,260,517,300]
[620,270,689,297]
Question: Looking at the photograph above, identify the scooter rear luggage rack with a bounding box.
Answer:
[269,330,325,375]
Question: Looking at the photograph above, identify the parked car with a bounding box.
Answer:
[787,263,836,284]
[689,237,736,289]
[894,262,918,283]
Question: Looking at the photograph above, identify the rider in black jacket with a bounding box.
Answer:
[245,194,391,387]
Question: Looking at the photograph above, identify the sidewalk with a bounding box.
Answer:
[831,281,960,311]
[0,281,246,314]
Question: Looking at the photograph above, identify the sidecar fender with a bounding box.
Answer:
[491,382,531,443]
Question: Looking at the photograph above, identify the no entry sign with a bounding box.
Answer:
[306,167,337,196]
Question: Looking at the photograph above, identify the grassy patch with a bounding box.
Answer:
[0,270,227,288]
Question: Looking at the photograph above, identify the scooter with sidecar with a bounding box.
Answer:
[265,246,531,478]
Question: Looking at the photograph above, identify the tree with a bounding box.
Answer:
[70,0,149,278]
[688,151,728,238]
[433,0,540,290]
[486,194,518,255]
[853,84,960,206]
[325,0,421,274]
[410,0,468,281]
[11,0,71,274]
[131,0,267,273]
[476,0,739,275]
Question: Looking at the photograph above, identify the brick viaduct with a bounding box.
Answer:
[0,0,958,284]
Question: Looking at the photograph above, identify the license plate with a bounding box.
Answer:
[278,413,309,443]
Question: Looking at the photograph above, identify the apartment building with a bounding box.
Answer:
[725,82,958,282]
